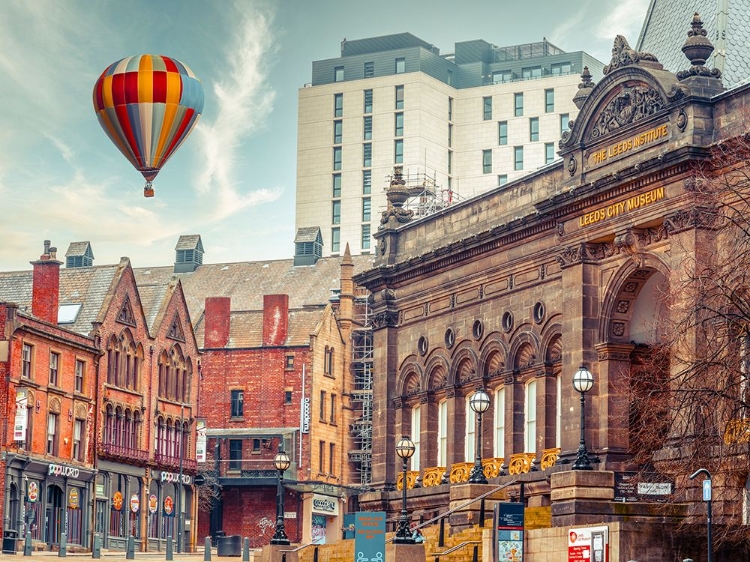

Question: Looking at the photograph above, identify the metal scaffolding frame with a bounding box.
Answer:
[348,290,373,488]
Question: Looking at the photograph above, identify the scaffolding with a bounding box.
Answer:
[385,168,461,219]
[348,289,373,488]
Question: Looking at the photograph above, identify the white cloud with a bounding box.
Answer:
[195,0,281,221]
[595,0,651,43]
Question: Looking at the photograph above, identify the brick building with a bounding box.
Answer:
[353,19,750,560]
[0,242,201,553]
[131,239,374,547]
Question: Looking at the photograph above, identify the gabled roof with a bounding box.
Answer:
[65,241,94,259]
[175,234,203,252]
[637,0,750,86]
[294,227,322,243]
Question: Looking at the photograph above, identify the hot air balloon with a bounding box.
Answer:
[93,55,204,197]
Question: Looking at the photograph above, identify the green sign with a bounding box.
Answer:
[354,511,385,561]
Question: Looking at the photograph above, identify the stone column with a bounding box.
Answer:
[595,342,634,467]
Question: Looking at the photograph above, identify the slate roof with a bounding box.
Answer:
[175,235,203,251]
[193,307,327,348]
[65,241,94,259]
[294,227,322,243]
[637,0,750,87]
[133,254,375,325]
[0,264,122,336]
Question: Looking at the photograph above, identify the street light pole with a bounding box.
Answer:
[177,403,184,553]
[393,436,416,544]
[270,449,290,546]
[468,389,491,484]
[572,365,594,471]
[690,468,713,562]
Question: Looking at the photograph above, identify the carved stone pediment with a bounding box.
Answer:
[589,84,665,141]
[603,35,661,75]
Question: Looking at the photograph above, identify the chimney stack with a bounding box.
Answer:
[204,297,231,348]
[262,295,289,347]
[31,240,63,324]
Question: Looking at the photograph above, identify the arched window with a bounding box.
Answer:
[107,336,119,384]
[525,380,537,454]
[115,406,124,447]
[494,387,505,458]
[124,410,133,449]
[133,410,141,450]
[105,404,115,444]
[157,416,166,455]
[166,419,174,457]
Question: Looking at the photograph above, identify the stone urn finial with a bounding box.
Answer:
[682,13,714,66]
[572,67,595,109]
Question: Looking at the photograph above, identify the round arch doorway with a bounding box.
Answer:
[45,485,64,546]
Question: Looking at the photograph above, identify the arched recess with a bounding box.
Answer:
[509,329,541,373]
[397,361,423,398]
[540,322,563,366]
[448,343,479,388]
[424,354,450,392]
[480,334,509,380]
[599,256,670,345]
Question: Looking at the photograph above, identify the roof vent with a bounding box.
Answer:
[294,227,323,266]
[174,235,204,273]
[65,241,94,268]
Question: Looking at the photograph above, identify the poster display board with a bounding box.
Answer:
[354,511,385,562]
[568,525,609,562]
[496,502,524,562]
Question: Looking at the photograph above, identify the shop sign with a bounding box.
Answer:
[113,491,123,511]
[27,481,39,503]
[164,495,174,515]
[68,488,79,509]
[160,471,191,485]
[96,484,105,496]
[312,494,338,515]
[130,493,140,513]
[301,397,310,434]
[14,389,28,441]
[48,463,80,479]
[149,494,158,514]
[196,419,207,463]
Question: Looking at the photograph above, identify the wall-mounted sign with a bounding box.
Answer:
[113,491,123,511]
[577,187,665,228]
[130,493,140,513]
[568,525,609,562]
[164,495,174,515]
[48,464,81,479]
[301,397,311,434]
[312,494,338,515]
[614,472,673,503]
[27,481,39,502]
[587,123,669,169]
[68,488,79,509]
[160,471,191,485]
[149,494,158,514]
[14,389,28,441]
[196,419,207,463]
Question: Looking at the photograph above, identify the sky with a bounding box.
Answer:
[0,0,651,271]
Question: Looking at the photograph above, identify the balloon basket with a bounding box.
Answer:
[144,183,154,198]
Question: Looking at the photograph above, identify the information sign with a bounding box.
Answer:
[496,502,524,562]
[568,526,609,562]
[354,511,385,562]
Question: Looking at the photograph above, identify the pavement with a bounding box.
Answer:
[0,547,235,562]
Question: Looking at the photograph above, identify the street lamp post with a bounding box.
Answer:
[572,365,594,471]
[393,436,416,544]
[690,468,713,562]
[270,449,291,546]
[468,389,491,484]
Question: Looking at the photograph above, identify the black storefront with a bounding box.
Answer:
[3,454,96,550]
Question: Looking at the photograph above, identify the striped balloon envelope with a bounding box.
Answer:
[93,55,204,197]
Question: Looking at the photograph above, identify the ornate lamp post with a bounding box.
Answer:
[270,449,291,545]
[468,388,491,484]
[572,365,594,470]
[393,436,416,544]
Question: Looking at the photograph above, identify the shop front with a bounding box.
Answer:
[146,469,194,552]
[3,455,95,550]
[95,460,145,551]
[304,491,342,545]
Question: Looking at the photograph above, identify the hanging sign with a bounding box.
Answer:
[149,494,158,514]
[27,481,39,503]
[14,389,28,441]
[113,491,123,511]
[68,488,80,509]
[164,495,174,515]
[196,419,207,463]
[130,493,140,513]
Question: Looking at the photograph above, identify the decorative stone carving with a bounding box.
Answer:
[556,243,615,267]
[380,166,414,226]
[371,310,399,329]
[602,35,660,75]
[612,322,626,337]
[676,109,688,131]
[677,13,722,80]
[572,66,596,109]
[567,155,577,176]
[589,85,665,140]
[664,207,719,234]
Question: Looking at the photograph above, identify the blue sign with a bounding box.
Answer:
[497,502,524,562]
[354,511,385,562]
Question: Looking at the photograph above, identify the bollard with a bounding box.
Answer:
[166,535,173,561]
[204,536,212,561]
[242,537,249,562]
[58,532,67,557]
[24,532,32,557]
[125,536,135,560]
[92,534,101,559]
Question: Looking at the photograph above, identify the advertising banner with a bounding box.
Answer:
[196,419,207,463]
[354,511,385,562]
[568,526,609,562]
[14,389,28,441]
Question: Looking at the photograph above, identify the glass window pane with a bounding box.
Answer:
[545,89,554,113]
[514,93,523,117]
[395,86,404,110]
[334,66,344,82]
[333,120,342,144]
[363,143,372,167]
[394,139,403,163]
[334,93,343,117]
[364,90,373,114]
[363,116,372,140]
[395,113,404,136]
[395,57,405,73]
[483,96,492,120]
[530,117,539,142]
[333,147,342,170]
[332,201,341,224]
[482,149,492,174]
[362,198,371,222]
[514,146,523,170]
[361,224,371,250]
[331,228,340,252]
[499,121,508,145]
[363,170,371,194]
[332,174,341,198]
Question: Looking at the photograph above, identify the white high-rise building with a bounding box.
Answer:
[295,33,604,257]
